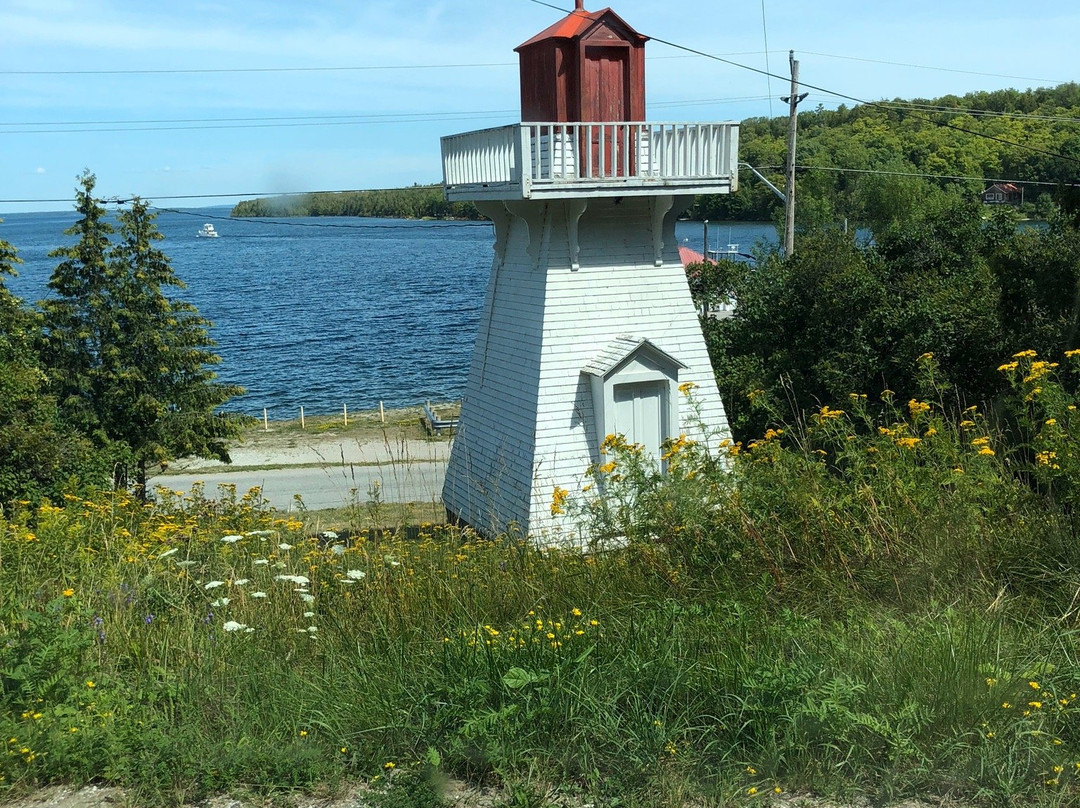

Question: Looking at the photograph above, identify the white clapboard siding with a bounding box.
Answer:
[443,194,729,544]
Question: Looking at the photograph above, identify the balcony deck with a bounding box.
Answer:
[441,121,739,201]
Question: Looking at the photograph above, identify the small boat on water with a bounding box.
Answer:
[707,243,754,262]
[196,223,219,238]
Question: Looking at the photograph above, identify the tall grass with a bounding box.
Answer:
[2,353,1080,806]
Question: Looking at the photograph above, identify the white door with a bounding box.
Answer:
[612,381,666,463]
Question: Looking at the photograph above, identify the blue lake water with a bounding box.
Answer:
[0,206,777,417]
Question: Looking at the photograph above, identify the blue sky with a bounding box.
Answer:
[1,0,1076,213]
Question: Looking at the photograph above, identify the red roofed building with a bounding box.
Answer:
[515,0,647,124]
[679,245,705,266]
[981,183,1023,206]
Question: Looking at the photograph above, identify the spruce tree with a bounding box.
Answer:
[0,226,95,506]
[42,172,246,498]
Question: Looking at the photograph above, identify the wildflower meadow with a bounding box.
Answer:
[2,353,1080,807]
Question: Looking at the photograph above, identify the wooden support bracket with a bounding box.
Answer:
[505,201,550,269]
[650,196,674,267]
[564,198,588,271]
[474,201,512,266]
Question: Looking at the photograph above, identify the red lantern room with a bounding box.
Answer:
[515,0,647,123]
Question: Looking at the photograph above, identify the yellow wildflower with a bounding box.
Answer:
[550,486,569,516]
[907,398,930,416]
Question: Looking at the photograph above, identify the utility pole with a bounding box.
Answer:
[781,50,808,257]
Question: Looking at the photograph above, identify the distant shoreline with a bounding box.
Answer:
[230,186,483,220]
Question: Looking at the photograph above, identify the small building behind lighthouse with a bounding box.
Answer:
[440,1,739,543]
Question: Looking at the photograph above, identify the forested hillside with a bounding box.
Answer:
[231,185,481,220]
[689,82,1080,223]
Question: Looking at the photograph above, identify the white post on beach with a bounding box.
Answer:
[343,403,348,426]
[263,408,268,432]
[380,401,384,423]
[300,406,305,429]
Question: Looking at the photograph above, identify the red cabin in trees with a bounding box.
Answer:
[515,0,647,124]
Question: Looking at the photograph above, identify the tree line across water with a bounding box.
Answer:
[230,185,482,220]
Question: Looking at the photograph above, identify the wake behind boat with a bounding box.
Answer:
[196,223,219,238]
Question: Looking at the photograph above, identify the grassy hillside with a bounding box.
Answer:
[3,354,1080,807]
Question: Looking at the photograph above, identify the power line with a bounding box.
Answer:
[0,96,770,131]
[0,110,516,128]
[0,186,448,205]
[748,164,1079,188]
[874,101,1080,125]
[799,51,1066,86]
[150,206,490,230]
[0,61,517,76]
[760,0,773,118]
[3,164,1075,209]
[0,112,513,136]
[0,52,773,78]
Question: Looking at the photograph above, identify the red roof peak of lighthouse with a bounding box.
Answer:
[515,5,647,51]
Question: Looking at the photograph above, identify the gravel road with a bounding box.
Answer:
[149,430,451,510]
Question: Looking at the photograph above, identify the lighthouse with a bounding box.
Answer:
[440,2,739,543]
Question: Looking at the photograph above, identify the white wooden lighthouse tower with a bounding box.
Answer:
[440,1,739,542]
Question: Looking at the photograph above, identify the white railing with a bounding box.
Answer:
[441,121,739,200]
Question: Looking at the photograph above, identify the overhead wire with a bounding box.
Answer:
[0,62,517,76]
[148,206,489,230]
[746,164,1079,187]
[0,96,772,132]
[760,0,773,118]
[797,51,1065,86]
[872,101,1080,125]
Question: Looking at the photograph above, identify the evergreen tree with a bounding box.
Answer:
[0,226,96,506]
[42,173,247,498]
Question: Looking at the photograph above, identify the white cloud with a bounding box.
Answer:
[35,167,46,174]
